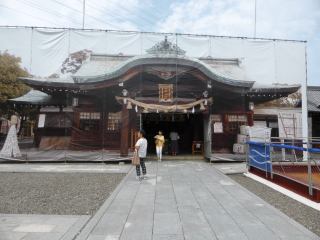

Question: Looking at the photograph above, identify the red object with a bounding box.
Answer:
[249,166,320,203]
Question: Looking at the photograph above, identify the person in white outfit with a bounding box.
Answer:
[154,130,164,162]
[135,130,148,180]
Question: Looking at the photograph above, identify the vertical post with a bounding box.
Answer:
[82,0,85,29]
[269,139,273,179]
[265,139,268,178]
[140,113,142,130]
[281,139,285,161]
[246,136,250,171]
[254,0,257,39]
[307,139,313,196]
[120,105,129,157]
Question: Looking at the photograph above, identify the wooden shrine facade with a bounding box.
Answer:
[9,37,300,155]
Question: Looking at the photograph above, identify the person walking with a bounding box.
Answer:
[154,130,164,162]
[170,130,179,156]
[135,130,148,181]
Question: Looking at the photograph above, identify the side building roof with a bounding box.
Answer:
[307,86,320,112]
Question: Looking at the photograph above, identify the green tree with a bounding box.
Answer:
[0,50,31,103]
[0,51,36,135]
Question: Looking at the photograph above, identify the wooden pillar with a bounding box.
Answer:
[247,112,254,126]
[120,105,129,157]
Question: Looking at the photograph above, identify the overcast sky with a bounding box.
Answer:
[0,0,319,86]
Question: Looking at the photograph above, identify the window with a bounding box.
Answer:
[44,114,70,127]
[108,112,122,130]
[79,112,100,131]
[228,115,247,133]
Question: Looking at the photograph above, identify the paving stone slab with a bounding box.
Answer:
[178,205,207,223]
[224,206,261,224]
[0,232,27,240]
[120,222,153,240]
[152,234,184,240]
[22,232,65,240]
[155,198,178,213]
[91,213,127,235]
[153,213,183,235]
[182,222,217,240]
[12,224,57,232]
[127,205,154,222]
[255,214,310,238]
[87,235,120,240]
[239,223,280,240]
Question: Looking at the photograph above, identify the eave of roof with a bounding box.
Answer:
[7,90,65,105]
[18,77,79,89]
[71,54,255,88]
[250,82,301,93]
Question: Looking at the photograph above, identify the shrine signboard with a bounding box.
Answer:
[159,84,173,102]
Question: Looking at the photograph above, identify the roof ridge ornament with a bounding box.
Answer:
[146,36,186,55]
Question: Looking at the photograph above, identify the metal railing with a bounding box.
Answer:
[246,137,320,196]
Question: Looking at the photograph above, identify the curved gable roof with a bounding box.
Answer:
[71,53,254,88]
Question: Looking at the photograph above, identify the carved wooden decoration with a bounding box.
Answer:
[159,84,173,102]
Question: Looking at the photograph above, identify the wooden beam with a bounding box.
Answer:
[120,104,129,156]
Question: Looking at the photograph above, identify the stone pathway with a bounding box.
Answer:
[213,163,248,175]
[0,164,131,173]
[0,214,90,240]
[77,160,320,240]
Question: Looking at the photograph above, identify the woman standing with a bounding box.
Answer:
[154,130,164,162]
[170,130,179,156]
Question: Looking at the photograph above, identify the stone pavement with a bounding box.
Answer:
[0,214,90,240]
[0,164,131,173]
[77,160,320,240]
[213,163,248,175]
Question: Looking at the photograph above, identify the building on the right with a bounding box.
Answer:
[295,86,320,143]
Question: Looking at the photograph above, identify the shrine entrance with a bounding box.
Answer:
[141,113,205,157]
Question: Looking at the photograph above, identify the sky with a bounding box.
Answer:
[0,0,319,86]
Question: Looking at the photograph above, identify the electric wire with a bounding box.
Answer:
[16,0,95,28]
[138,0,187,32]
[116,0,171,31]
[88,0,171,32]
[76,0,152,32]
[88,0,158,29]
[122,0,163,22]
[0,4,64,27]
[51,0,123,30]
[0,26,306,43]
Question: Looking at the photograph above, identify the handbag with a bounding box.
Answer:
[132,150,140,166]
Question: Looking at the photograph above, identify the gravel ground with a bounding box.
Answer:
[228,173,320,237]
[0,173,126,216]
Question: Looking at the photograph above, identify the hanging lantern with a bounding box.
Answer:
[127,101,132,109]
[157,110,159,113]
[200,102,205,110]
[192,107,195,113]
[135,105,138,112]
[183,109,187,113]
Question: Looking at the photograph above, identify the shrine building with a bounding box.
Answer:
[9,37,300,158]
